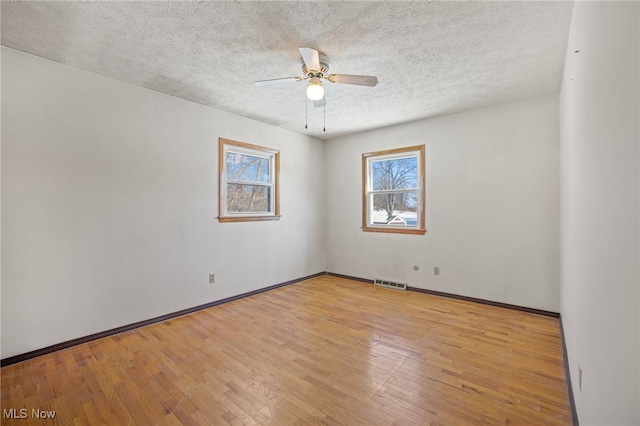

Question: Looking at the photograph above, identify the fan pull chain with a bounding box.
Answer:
[305,97,308,129]
[323,99,326,132]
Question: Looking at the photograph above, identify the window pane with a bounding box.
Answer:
[226,152,270,183]
[372,156,418,190]
[227,184,271,213]
[371,192,418,226]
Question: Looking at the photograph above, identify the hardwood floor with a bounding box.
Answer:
[1,275,573,425]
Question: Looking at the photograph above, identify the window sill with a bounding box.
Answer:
[219,215,281,223]
[361,226,426,235]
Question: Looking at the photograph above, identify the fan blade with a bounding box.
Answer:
[327,74,378,87]
[299,47,321,71]
[255,77,301,86]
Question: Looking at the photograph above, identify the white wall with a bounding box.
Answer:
[325,95,560,312]
[1,47,326,359]
[560,2,639,424]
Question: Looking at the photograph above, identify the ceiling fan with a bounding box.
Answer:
[255,47,379,102]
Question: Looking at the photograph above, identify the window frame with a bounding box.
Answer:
[362,145,426,235]
[218,138,280,222]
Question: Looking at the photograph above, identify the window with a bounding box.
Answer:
[362,145,426,235]
[218,138,280,222]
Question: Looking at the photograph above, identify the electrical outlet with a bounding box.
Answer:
[434,267,440,276]
[209,274,215,284]
[579,365,583,391]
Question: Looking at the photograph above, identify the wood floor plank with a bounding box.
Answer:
[1,276,573,425]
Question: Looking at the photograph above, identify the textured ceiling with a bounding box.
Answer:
[1,1,573,139]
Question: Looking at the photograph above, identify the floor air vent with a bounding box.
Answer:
[373,278,407,291]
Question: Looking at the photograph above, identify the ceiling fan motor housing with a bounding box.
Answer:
[302,51,331,77]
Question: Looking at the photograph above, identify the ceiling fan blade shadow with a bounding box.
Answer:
[327,74,378,87]
[255,77,302,86]
[299,47,321,70]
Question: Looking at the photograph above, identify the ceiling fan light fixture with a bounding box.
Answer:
[306,77,324,100]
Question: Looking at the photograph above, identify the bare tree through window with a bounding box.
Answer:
[218,138,280,222]
[372,156,418,221]
[362,145,425,234]
[226,153,270,212]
